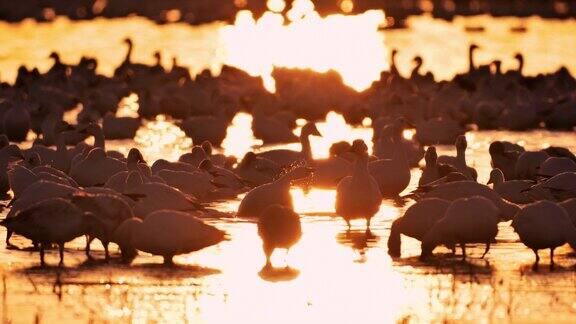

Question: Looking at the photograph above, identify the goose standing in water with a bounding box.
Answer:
[335,140,382,231]
[70,192,134,261]
[257,122,322,167]
[1,198,102,267]
[437,135,477,181]
[258,204,302,267]
[421,196,499,260]
[237,166,313,218]
[487,168,534,204]
[523,172,576,202]
[388,198,451,258]
[368,121,411,196]
[113,210,226,265]
[512,201,576,270]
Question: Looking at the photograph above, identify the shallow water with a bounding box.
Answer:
[1,11,576,324]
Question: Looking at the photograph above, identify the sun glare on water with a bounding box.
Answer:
[220,0,387,92]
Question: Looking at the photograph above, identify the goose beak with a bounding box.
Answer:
[487,179,493,185]
[311,128,322,137]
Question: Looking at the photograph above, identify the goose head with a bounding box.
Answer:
[25,152,43,167]
[113,217,142,263]
[350,139,369,156]
[153,51,161,66]
[424,146,437,166]
[2,145,25,161]
[329,141,352,158]
[199,159,214,171]
[49,52,61,63]
[487,168,505,185]
[201,141,213,156]
[455,135,468,152]
[301,122,322,137]
[0,135,9,148]
[127,148,146,165]
[488,141,505,157]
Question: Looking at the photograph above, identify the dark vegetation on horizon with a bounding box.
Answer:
[0,0,575,26]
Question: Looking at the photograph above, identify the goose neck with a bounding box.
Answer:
[301,133,312,161]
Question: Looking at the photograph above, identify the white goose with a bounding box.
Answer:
[367,120,411,196]
[1,198,100,267]
[257,122,322,167]
[420,180,520,221]
[113,210,227,265]
[515,150,549,180]
[512,201,576,269]
[237,166,314,218]
[524,172,576,201]
[335,140,382,231]
[421,196,499,259]
[258,204,302,267]
[538,157,576,178]
[487,168,534,204]
[122,171,203,217]
[69,147,126,187]
[388,198,451,257]
[70,192,134,260]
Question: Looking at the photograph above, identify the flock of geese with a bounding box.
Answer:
[0,38,576,271]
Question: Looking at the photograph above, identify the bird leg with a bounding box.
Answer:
[532,249,540,271]
[39,243,45,268]
[58,243,65,267]
[85,235,94,260]
[163,255,174,266]
[365,217,372,232]
[460,243,467,261]
[5,230,14,248]
[550,248,555,271]
[345,220,351,232]
[481,242,491,259]
[263,243,273,268]
[104,242,110,262]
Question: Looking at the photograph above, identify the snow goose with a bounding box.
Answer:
[487,169,534,204]
[237,166,313,218]
[70,192,134,260]
[388,198,451,257]
[257,122,322,167]
[1,198,101,267]
[538,157,576,178]
[252,107,298,144]
[437,135,477,181]
[368,122,411,196]
[335,140,382,231]
[489,141,522,180]
[524,172,576,202]
[421,196,499,260]
[234,152,281,187]
[178,146,208,167]
[420,181,520,221]
[199,159,247,192]
[258,205,302,267]
[515,150,549,180]
[512,201,576,269]
[113,210,226,265]
[69,148,126,187]
[122,171,203,217]
[156,169,216,200]
[151,159,196,174]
